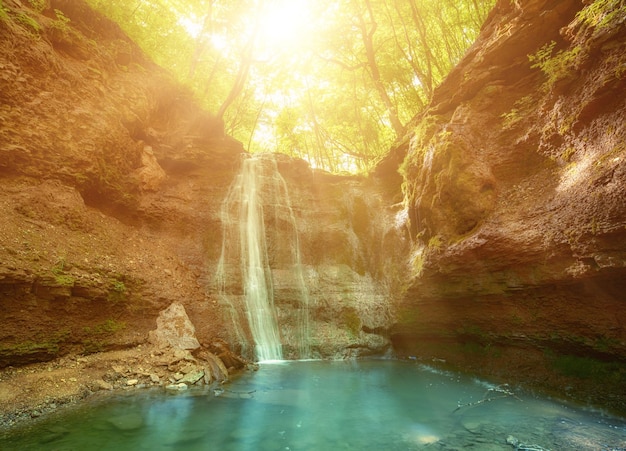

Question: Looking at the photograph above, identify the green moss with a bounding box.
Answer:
[82,319,126,354]
[341,308,361,337]
[0,1,9,22]
[51,259,75,286]
[84,319,126,335]
[0,329,70,360]
[107,279,127,303]
[0,341,59,357]
[550,354,626,382]
[27,0,46,12]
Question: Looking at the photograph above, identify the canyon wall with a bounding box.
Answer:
[389,0,626,412]
[0,0,406,366]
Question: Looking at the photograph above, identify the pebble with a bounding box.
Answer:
[165,383,188,391]
[95,379,113,390]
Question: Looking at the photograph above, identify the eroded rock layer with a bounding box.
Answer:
[391,0,626,412]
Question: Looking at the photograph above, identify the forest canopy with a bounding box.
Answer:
[86,0,495,173]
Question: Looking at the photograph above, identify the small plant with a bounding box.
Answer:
[82,320,126,354]
[0,1,9,22]
[54,273,75,286]
[501,95,534,129]
[428,234,443,251]
[51,259,75,286]
[576,0,622,29]
[27,0,46,13]
[108,279,127,303]
[50,8,71,31]
[111,280,126,293]
[14,11,41,34]
[528,41,581,89]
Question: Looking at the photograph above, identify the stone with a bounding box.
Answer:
[95,379,113,391]
[179,369,204,385]
[165,383,188,391]
[148,302,200,351]
[107,413,144,431]
[126,379,138,386]
[149,373,160,383]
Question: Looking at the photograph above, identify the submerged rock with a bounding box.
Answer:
[107,413,144,431]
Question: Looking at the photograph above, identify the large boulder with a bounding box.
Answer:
[149,302,200,350]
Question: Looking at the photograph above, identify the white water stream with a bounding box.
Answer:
[216,154,310,361]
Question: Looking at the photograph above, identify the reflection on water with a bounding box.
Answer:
[2,360,625,450]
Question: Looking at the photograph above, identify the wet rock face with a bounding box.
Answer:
[212,155,409,360]
[392,0,626,411]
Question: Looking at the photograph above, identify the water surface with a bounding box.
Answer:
[2,360,625,450]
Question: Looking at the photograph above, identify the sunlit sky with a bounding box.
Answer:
[164,0,494,173]
[256,0,314,54]
[179,0,315,57]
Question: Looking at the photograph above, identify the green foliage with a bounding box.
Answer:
[27,0,46,13]
[107,279,127,303]
[53,273,75,286]
[0,330,70,359]
[82,319,125,353]
[576,0,623,29]
[14,10,41,34]
[51,259,75,286]
[111,280,126,293]
[528,41,581,89]
[500,95,534,129]
[85,0,495,173]
[50,8,71,31]
[0,1,9,22]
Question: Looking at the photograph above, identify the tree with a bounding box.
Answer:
[87,0,495,173]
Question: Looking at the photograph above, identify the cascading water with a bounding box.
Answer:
[216,154,310,362]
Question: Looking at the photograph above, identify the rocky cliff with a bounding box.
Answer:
[0,0,405,367]
[389,0,626,412]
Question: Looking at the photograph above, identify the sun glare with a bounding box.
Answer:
[257,0,312,53]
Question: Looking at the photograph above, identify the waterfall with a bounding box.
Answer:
[216,154,310,361]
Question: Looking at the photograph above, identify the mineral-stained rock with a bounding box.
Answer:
[165,383,188,391]
[148,302,200,351]
[179,369,204,385]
